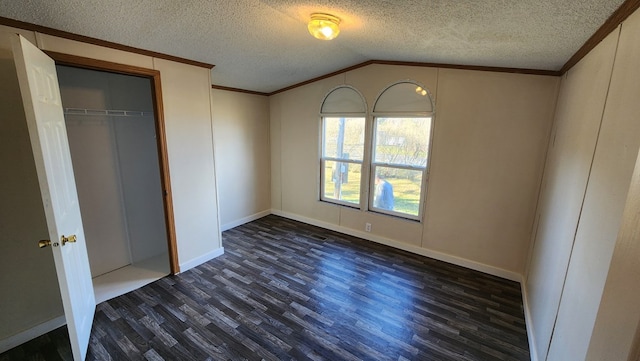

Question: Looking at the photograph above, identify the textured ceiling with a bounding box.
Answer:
[0,0,626,93]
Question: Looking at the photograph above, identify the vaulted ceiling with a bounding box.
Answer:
[0,0,628,93]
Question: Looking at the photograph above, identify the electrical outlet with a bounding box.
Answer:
[365,223,371,232]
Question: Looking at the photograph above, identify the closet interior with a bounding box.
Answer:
[57,65,170,303]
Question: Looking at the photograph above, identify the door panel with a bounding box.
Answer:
[12,34,95,361]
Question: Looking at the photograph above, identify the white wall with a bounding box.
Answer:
[65,113,132,276]
[211,89,271,230]
[0,26,222,348]
[114,114,168,263]
[59,66,168,275]
[525,7,640,361]
[270,64,559,279]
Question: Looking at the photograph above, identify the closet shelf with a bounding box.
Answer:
[64,108,154,117]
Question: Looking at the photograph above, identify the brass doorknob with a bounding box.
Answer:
[38,240,51,248]
[61,234,77,246]
[38,235,77,248]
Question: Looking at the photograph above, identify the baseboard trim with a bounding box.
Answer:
[521,279,540,361]
[270,209,522,282]
[178,247,225,273]
[221,210,271,232]
[0,315,66,353]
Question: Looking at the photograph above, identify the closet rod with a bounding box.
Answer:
[63,108,154,117]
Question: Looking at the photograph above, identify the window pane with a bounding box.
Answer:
[323,160,361,205]
[374,117,431,167]
[373,166,423,217]
[323,117,365,160]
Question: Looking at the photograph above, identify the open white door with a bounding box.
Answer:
[11,35,95,361]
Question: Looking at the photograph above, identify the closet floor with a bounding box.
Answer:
[93,253,170,304]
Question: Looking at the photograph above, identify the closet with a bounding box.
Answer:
[57,65,170,303]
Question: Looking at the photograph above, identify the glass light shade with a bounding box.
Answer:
[308,13,340,40]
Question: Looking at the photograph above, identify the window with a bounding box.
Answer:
[319,81,434,221]
[371,82,434,219]
[320,86,366,207]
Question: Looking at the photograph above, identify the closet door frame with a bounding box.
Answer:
[45,51,180,274]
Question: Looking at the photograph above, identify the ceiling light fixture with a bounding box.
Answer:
[308,13,341,40]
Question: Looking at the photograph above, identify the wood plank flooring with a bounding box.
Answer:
[1,215,530,360]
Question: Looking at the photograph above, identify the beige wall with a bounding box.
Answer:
[586,148,640,361]
[0,26,222,348]
[585,9,640,360]
[211,89,271,230]
[153,58,222,268]
[270,64,559,279]
[425,69,558,273]
[525,7,640,361]
[524,28,619,360]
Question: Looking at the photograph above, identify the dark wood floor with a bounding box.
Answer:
[1,215,530,361]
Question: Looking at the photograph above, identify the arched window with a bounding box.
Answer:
[319,86,367,207]
[370,81,434,219]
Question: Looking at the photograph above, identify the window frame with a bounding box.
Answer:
[318,86,368,208]
[368,81,435,221]
[317,81,435,222]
